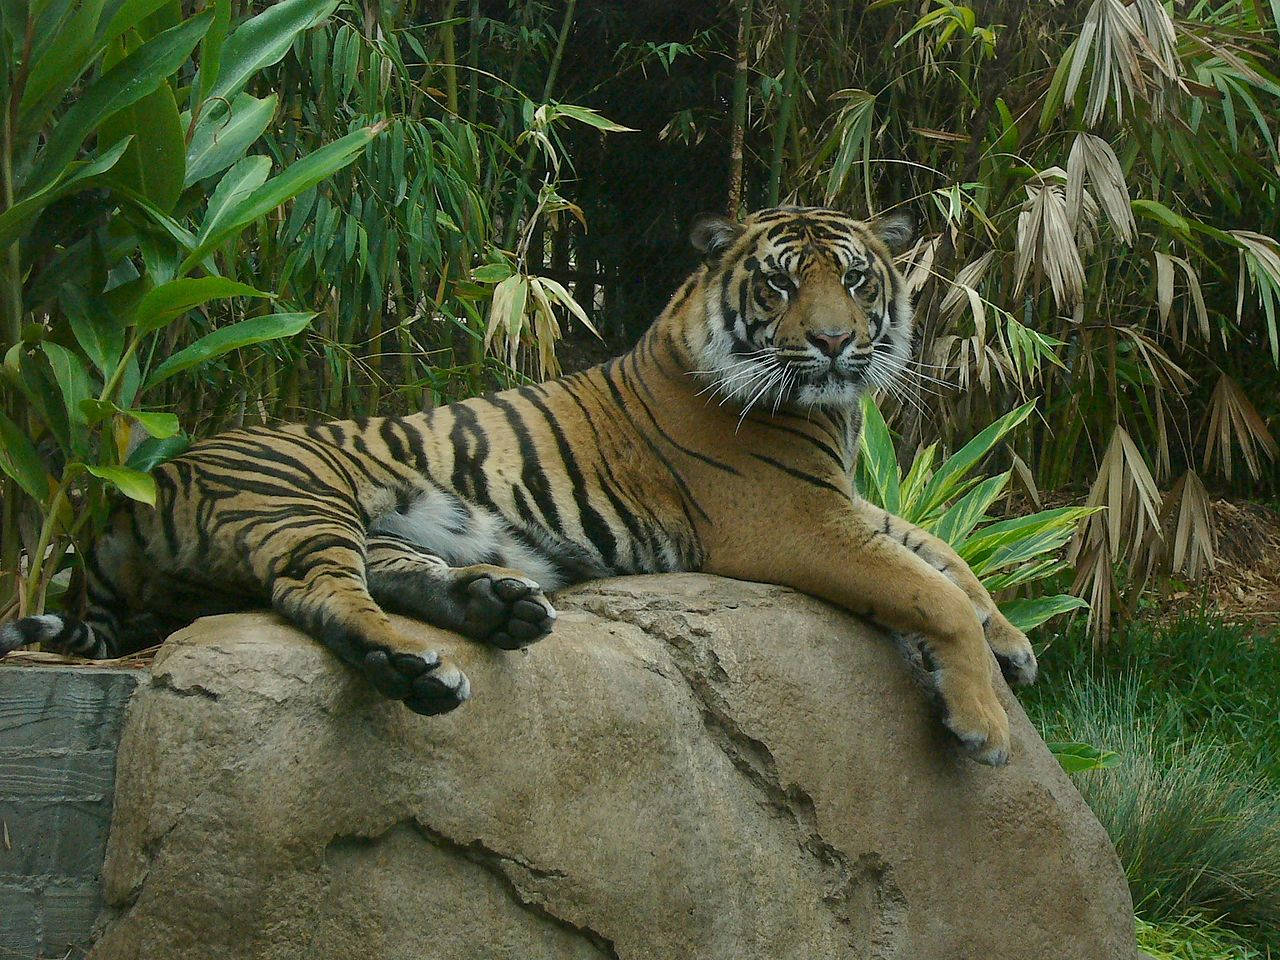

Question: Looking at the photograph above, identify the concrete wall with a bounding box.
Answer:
[0,666,140,959]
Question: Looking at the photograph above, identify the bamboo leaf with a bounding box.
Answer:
[133,276,274,333]
[144,312,313,387]
[207,0,338,104]
[184,92,277,186]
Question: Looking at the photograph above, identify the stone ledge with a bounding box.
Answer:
[0,665,140,960]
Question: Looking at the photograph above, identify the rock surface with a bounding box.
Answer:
[90,574,1137,960]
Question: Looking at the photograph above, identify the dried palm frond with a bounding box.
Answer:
[1168,469,1216,580]
[1201,373,1279,481]
[1066,0,1183,127]
[1014,169,1088,309]
[1068,423,1164,642]
[1231,230,1280,365]
[938,252,995,326]
[1066,0,1150,126]
[1131,0,1184,115]
[1067,133,1136,243]
[1153,251,1210,347]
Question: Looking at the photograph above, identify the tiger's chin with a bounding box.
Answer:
[790,373,867,411]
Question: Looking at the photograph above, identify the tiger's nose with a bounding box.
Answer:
[808,331,853,357]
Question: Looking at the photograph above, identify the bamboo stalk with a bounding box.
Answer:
[503,0,578,252]
[727,0,754,216]
[441,0,460,115]
[767,0,802,207]
[466,0,480,125]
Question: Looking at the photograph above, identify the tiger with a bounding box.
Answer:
[0,205,1036,766]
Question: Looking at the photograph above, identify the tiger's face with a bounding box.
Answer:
[687,206,914,413]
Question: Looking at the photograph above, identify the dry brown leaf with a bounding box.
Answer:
[1202,374,1279,481]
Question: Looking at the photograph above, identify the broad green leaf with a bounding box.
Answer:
[97,71,185,213]
[857,393,901,514]
[1001,594,1090,632]
[86,464,156,504]
[19,0,108,128]
[144,312,313,387]
[180,124,383,274]
[121,408,179,438]
[5,343,72,451]
[0,410,51,502]
[184,93,277,186]
[62,284,125,375]
[1047,741,1120,774]
[914,401,1035,520]
[24,10,213,195]
[207,0,338,104]
[930,472,1009,546]
[198,155,272,244]
[133,276,274,333]
[0,137,131,249]
[127,433,190,471]
[40,342,95,426]
[194,0,231,104]
[472,262,515,283]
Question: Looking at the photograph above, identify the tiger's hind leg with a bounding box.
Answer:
[365,535,556,651]
[263,523,471,716]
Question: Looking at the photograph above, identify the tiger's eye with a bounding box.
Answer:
[765,272,796,296]
[844,267,866,290]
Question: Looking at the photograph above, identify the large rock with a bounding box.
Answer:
[90,574,1137,960]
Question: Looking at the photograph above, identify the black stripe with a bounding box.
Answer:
[599,363,710,526]
[488,395,566,537]
[519,387,619,569]
[749,453,848,498]
[621,352,740,476]
[448,404,496,509]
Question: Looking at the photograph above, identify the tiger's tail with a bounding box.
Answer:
[1,523,136,660]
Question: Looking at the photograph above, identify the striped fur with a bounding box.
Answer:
[1,207,1037,761]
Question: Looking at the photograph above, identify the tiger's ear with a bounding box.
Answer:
[690,214,744,264]
[870,210,915,254]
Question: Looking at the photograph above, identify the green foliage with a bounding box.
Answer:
[0,0,378,615]
[749,0,1280,638]
[856,395,1092,632]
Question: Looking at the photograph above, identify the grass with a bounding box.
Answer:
[1138,915,1268,959]
[1025,614,1280,951]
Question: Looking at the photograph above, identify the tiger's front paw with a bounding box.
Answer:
[938,671,1011,767]
[984,611,1037,687]
[361,647,471,716]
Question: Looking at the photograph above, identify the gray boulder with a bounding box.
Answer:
[90,574,1138,960]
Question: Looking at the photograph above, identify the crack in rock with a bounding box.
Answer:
[328,820,620,960]
[567,593,907,957]
[149,672,221,702]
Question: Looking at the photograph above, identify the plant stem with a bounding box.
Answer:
[727,0,754,217]
[1,83,22,351]
[503,0,577,251]
[441,0,459,115]
[466,0,480,125]
[767,0,802,206]
[21,466,79,615]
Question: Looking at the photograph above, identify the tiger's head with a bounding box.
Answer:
[682,206,915,413]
